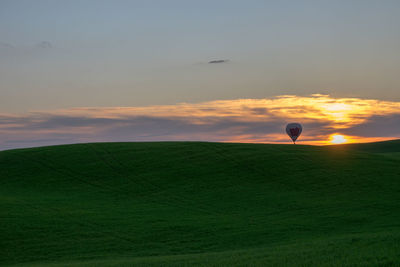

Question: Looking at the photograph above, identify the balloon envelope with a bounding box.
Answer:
[286,123,302,143]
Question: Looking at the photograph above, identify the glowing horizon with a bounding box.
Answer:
[0,94,399,150]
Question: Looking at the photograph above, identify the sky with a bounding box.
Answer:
[0,0,400,149]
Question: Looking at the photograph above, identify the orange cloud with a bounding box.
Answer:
[0,94,399,150]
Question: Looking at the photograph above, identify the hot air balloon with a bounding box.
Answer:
[286,123,302,144]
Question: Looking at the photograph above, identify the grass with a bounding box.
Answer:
[1,140,400,266]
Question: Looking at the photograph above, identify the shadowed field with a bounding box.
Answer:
[1,141,400,266]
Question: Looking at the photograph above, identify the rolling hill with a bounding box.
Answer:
[1,141,400,266]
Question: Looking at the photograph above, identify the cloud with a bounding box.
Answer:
[35,41,52,49]
[0,42,14,48]
[208,59,229,64]
[342,114,400,137]
[0,95,399,150]
[0,41,53,50]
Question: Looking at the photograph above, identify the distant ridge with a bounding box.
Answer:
[333,139,400,153]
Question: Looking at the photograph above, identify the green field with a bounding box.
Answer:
[1,141,400,266]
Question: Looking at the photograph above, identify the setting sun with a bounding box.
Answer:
[331,134,347,144]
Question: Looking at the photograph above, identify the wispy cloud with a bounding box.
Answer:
[0,94,399,150]
[208,59,229,64]
[0,42,14,48]
[35,41,52,49]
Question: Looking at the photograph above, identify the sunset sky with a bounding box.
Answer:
[1,0,400,149]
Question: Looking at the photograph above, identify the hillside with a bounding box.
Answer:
[1,141,400,266]
[338,139,400,154]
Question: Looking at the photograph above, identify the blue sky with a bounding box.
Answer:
[0,1,400,148]
[1,0,400,112]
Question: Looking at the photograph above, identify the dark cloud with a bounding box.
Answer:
[31,116,123,129]
[342,114,400,137]
[208,59,229,64]
[0,111,337,150]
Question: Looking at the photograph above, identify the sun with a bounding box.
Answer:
[330,134,347,144]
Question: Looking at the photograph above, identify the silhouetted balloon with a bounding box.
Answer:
[286,123,302,144]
